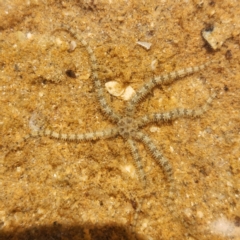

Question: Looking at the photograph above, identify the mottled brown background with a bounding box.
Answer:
[0,0,240,239]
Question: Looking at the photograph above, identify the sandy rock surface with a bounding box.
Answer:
[0,0,240,239]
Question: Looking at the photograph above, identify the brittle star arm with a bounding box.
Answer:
[127,139,147,188]
[58,25,121,122]
[134,131,176,214]
[126,61,215,116]
[126,138,147,235]
[5,128,119,157]
[27,127,119,142]
[137,92,216,128]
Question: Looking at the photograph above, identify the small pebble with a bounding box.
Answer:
[202,23,230,50]
[150,126,159,132]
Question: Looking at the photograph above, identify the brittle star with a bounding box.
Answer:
[7,25,217,232]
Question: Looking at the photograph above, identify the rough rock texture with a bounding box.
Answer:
[0,0,240,239]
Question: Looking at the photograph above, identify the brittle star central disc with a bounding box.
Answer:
[118,117,138,139]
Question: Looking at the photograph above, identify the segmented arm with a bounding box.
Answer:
[137,92,216,128]
[126,61,215,116]
[27,127,119,141]
[127,139,146,236]
[3,127,119,180]
[58,25,121,122]
[127,139,147,187]
[6,128,118,152]
[134,131,176,214]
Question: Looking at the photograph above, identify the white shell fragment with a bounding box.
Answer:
[26,32,33,39]
[149,126,159,133]
[105,81,135,101]
[105,81,125,97]
[151,59,158,70]
[136,41,152,50]
[69,40,77,52]
[121,86,135,101]
[55,37,63,46]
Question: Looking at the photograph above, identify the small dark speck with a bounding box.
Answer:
[234,216,240,227]
[14,64,20,72]
[225,50,232,60]
[66,69,76,78]
[204,23,214,32]
[199,168,208,176]
[209,1,215,6]
[147,30,155,37]
[224,85,229,92]
[130,199,137,210]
